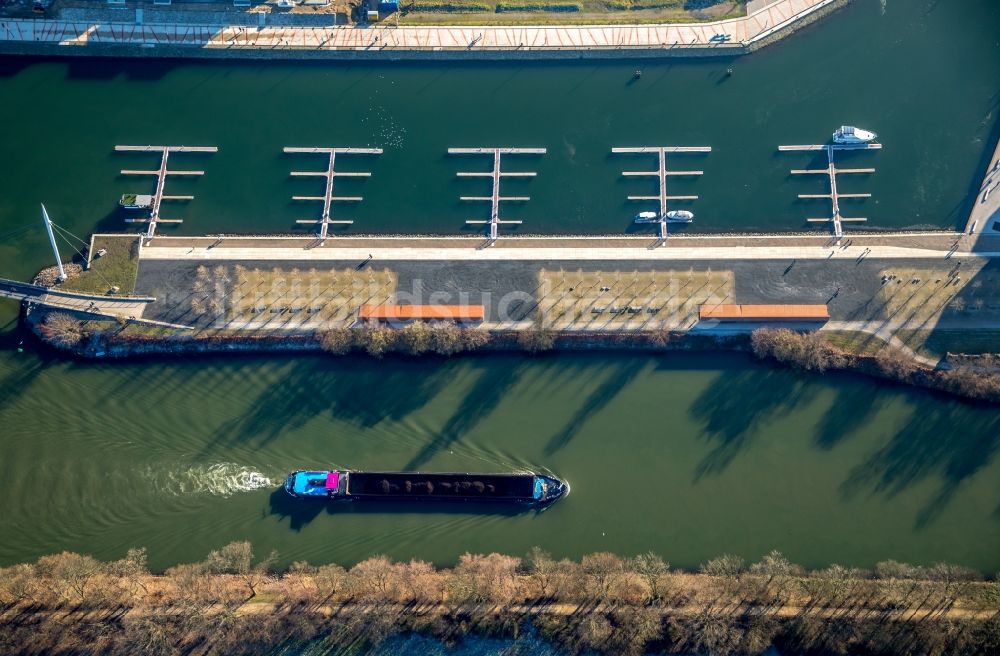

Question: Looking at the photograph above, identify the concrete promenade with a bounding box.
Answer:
[0,0,839,57]
[141,243,983,262]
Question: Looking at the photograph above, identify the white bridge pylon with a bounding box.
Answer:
[449,147,546,242]
[613,146,711,241]
[284,147,383,240]
[115,145,218,239]
[779,142,881,239]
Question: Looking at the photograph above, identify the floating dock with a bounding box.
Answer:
[115,145,218,239]
[284,147,383,240]
[779,143,881,239]
[613,146,711,241]
[449,147,546,242]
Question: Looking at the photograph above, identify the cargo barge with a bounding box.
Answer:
[284,470,567,506]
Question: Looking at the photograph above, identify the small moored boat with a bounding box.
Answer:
[634,211,659,224]
[119,193,152,209]
[832,126,877,145]
[665,210,694,223]
[284,469,568,506]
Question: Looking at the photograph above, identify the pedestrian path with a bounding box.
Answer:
[0,0,835,53]
[139,242,998,263]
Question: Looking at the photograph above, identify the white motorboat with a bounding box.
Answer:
[665,210,694,223]
[634,211,659,224]
[832,126,877,145]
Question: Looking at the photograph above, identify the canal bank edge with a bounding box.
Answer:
[0,0,850,61]
[23,305,1000,406]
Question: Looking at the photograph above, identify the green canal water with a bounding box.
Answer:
[0,0,999,571]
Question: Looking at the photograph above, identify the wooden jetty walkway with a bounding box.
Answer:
[613,146,711,241]
[779,143,881,239]
[449,147,546,242]
[115,145,218,239]
[284,147,383,240]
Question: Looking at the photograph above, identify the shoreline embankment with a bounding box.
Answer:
[24,307,1000,405]
[0,0,850,61]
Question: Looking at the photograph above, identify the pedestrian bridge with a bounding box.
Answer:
[0,277,156,321]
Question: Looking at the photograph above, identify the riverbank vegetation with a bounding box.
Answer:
[29,309,1000,403]
[750,328,1000,403]
[1,543,997,655]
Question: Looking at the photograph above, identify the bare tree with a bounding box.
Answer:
[526,546,557,600]
[399,559,441,604]
[630,552,670,602]
[0,564,37,606]
[35,551,103,605]
[319,327,353,354]
[875,346,918,378]
[313,562,348,603]
[581,552,624,601]
[205,541,276,600]
[356,322,396,358]
[398,321,433,354]
[349,555,398,602]
[749,550,802,603]
[453,553,521,604]
[40,312,87,347]
[517,327,555,354]
[700,554,746,595]
[278,561,318,605]
[107,547,150,605]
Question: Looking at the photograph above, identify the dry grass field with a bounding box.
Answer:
[195,265,398,328]
[870,264,1000,326]
[537,267,733,330]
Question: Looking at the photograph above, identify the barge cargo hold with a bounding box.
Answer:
[284,470,567,506]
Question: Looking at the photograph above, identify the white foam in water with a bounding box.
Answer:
[156,463,275,497]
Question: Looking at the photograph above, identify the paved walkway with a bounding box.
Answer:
[0,276,196,327]
[0,0,834,52]
[139,243,997,262]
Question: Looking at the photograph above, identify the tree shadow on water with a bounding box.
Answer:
[403,358,529,471]
[544,360,647,456]
[208,355,456,449]
[814,381,887,451]
[688,367,819,482]
[840,401,1000,529]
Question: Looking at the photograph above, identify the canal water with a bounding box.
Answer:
[0,0,998,571]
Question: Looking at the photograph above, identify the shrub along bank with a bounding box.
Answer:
[31,311,1000,404]
[0,544,997,656]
